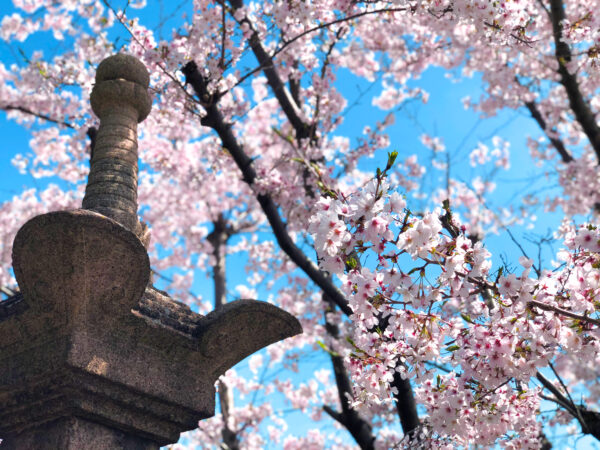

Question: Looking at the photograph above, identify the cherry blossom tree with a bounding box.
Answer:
[1,0,600,448]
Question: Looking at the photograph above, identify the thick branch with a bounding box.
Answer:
[365,306,420,436]
[228,0,309,141]
[323,297,375,450]
[392,371,420,436]
[537,371,600,440]
[536,371,578,417]
[218,379,240,450]
[524,101,573,163]
[208,214,231,309]
[539,432,552,450]
[184,36,422,435]
[87,126,98,163]
[182,61,352,317]
[289,76,301,108]
[208,214,240,450]
[549,0,600,160]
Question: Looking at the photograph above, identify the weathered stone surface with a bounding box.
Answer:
[96,53,150,90]
[1,417,159,450]
[82,53,151,235]
[0,54,303,449]
[11,209,150,318]
[197,299,303,379]
[1,209,302,447]
[134,285,204,335]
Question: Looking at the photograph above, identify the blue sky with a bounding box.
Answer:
[0,1,596,448]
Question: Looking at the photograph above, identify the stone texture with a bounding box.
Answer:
[0,54,302,449]
[96,53,150,91]
[1,417,159,450]
[82,54,152,236]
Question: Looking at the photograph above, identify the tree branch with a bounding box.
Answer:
[269,7,409,62]
[208,214,241,450]
[182,61,353,317]
[323,404,344,424]
[218,378,240,450]
[208,214,231,309]
[536,371,578,417]
[528,299,600,327]
[537,371,600,440]
[87,126,97,164]
[183,58,425,440]
[184,19,421,434]
[2,105,75,129]
[392,371,420,436]
[548,0,600,161]
[323,296,375,450]
[228,0,309,141]
[524,101,573,163]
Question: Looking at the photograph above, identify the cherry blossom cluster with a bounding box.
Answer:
[416,373,541,449]
[309,165,600,446]
[3,0,600,447]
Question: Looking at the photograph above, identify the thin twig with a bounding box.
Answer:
[549,362,588,429]
[270,7,410,61]
[505,226,542,277]
[528,299,600,327]
[101,0,197,105]
[2,105,75,129]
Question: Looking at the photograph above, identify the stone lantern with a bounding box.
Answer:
[0,54,302,449]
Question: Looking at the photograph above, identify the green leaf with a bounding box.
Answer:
[386,150,398,170]
[310,161,322,176]
[442,198,451,212]
[316,340,339,357]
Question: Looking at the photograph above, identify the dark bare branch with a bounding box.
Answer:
[182,61,353,316]
[392,371,420,436]
[323,296,375,450]
[537,371,600,440]
[536,371,578,417]
[228,0,309,141]
[528,299,600,327]
[184,9,422,433]
[208,214,232,309]
[524,101,573,163]
[208,214,241,450]
[549,0,600,160]
[2,105,75,129]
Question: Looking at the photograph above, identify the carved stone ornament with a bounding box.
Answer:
[0,54,302,449]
